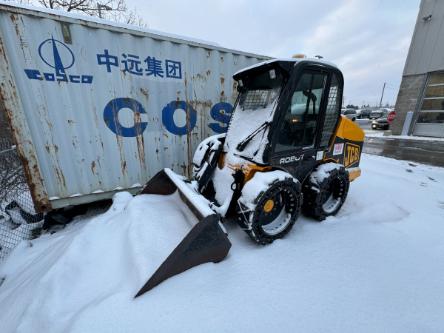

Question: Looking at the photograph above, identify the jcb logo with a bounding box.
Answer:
[344,143,360,167]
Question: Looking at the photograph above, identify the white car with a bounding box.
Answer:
[341,108,357,121]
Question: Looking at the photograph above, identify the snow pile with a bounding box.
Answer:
[240,170,298,209]
[0,191,196,332]
[309,162,342,185]
[1,154,444,332]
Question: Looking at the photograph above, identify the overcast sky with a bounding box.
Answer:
[128,0,420,107]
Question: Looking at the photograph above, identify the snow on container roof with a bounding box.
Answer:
[0,1,269,59]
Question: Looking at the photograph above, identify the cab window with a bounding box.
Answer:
[319,73,342,147]
[275,72,327,152]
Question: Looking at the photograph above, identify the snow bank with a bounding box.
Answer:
[0,191,197,332]
[1,154,444,332]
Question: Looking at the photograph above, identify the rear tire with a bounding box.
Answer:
[302,163,349,221]
[237,172,301,245]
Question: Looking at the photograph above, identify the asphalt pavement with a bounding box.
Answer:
[355,119,444,167]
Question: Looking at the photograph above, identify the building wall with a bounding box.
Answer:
[391,74,427,135]
[392,0,444,135]
[404,0,444,76]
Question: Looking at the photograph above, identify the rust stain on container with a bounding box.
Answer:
[19,151,51,212]
[108,103,128,176]
[91,160,96,174]
[134,111,147,173]
[54,166,66,190]
[116,135,127,175]
[0,74,50,212]
[194,73,208,81]
[140,87,149,98]
[189,99,212,108]
[184,74,193,178]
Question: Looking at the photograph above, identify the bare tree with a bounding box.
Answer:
[8,0,146,26]
[0,140,27,206]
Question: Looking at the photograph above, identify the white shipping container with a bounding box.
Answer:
[0,2,268,212]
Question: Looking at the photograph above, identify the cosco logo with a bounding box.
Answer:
[344,143,360,167]
[279,155,303,164]
[24,37,93,84]
[103,97,232,137]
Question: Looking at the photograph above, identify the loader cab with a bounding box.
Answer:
[230,59,343,181]
[269,60,343,181]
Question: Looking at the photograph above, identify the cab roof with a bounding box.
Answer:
[233,58,338,80]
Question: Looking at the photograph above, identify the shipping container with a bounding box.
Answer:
[0,2,268,212]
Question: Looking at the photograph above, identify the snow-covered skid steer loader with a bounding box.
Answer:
[136,59,364,297]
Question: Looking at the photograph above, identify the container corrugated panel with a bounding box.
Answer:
[0,3,269,211]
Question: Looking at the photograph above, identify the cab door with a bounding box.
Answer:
[270,64,332,181]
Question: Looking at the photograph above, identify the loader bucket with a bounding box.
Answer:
[135,168,231,297]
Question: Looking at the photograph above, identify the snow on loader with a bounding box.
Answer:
[135,59,364,297]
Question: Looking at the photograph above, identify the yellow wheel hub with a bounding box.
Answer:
[263,199,275,213]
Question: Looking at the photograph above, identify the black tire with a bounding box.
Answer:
[302,164,350,221]
[237,175,301,245]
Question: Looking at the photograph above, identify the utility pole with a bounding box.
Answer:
[379,82,386,108]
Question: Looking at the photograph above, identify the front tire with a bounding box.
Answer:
[302,163,350,221]
[237,171,301,245]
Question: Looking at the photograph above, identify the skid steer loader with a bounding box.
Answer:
[135,58,364,297]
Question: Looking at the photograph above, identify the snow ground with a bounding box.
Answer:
[1,154,444,332]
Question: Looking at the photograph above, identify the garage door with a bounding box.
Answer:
[413,72,444,138]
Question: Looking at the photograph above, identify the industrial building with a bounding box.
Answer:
[392,0,444,138]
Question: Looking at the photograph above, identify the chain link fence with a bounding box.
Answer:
[0,137,44,262]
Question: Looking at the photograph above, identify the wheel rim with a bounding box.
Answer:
[259,188,296,236]
[321,178,343,214]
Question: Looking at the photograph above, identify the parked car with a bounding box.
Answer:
[341,108,357,121]
[357,109,372,119]
[372,117,390,130]
[369,109,388,119]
